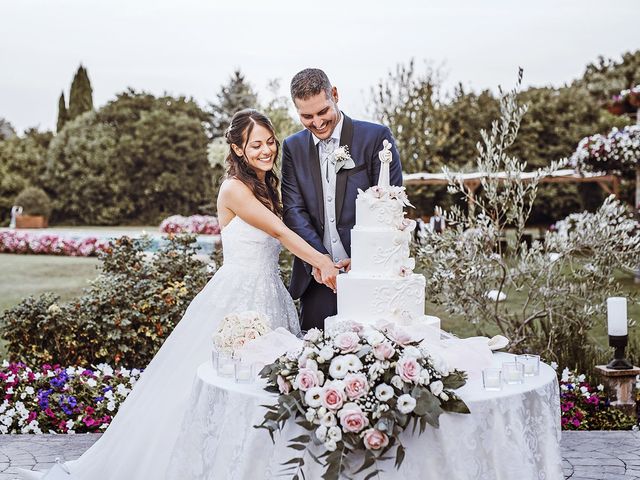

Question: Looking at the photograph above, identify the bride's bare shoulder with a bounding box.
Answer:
[220,177,250,195]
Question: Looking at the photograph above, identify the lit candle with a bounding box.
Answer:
[607,297,628,336]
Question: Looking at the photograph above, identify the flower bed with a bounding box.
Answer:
[559,368,637,430]
[159,215,220,235]
[0,362,141,434]
[0,231,108,257]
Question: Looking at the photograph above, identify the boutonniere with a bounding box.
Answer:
[331,145,356,173]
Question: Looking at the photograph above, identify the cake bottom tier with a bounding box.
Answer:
[336,272,426,322]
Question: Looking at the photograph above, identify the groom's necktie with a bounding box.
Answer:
[320,138,336,182]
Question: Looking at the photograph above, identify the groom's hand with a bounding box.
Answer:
[312,266,322,284]
[335,258,351,272]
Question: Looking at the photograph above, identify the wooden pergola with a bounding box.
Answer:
[403,168,620,209]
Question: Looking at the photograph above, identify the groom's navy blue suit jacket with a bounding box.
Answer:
[281,113,403,300]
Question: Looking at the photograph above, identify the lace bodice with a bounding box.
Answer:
[221,217,281,271]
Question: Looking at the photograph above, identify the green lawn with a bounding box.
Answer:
[0,254,101,313]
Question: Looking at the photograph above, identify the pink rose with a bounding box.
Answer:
[244,328,259,340]
[344,373,369,400]
[372,341,395,361]
[334,332,360,353]
[396,356,420,383]
[339,404,369,433]
[232,337,246,351]
[363,428,389,451]
[295,368,320,392]
[321,385,346,411]
[385,326,412,346]
[277,375,291,394]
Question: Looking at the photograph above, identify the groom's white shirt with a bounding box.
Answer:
[313,113,348,263]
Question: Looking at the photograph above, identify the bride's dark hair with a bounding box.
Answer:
[224,109,283,217]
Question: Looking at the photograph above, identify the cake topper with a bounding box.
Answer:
[377,139,393,187]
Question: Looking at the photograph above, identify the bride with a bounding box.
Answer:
[19,109,340,479]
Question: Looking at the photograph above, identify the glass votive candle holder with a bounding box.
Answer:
[211,349,219,370]
[517,354,540,377]
[217,352,235,378]
[502,362,525,384]
[482,368,503,391]
[234,361,253,384]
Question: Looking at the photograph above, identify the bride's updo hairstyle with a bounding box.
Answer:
[225,109,283,217]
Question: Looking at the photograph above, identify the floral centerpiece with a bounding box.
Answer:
[256,324,469,479]
[159,215,221,235]
[212,311,271,356]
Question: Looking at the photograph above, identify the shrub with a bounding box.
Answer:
[0,234,213,368]
[14,186,52,218]
[0,361,140,434]
[416,73,640,373]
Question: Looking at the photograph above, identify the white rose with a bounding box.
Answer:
[305,408,316,423]
[375,384,394,402]
[304,387,323,408]
[315,425,327,442]
[418,369,431,385]
[304,328,323,343]
[397,394,417,414]
[329,357,349,379]
[328,426,342,441]
[343,354,363,372]
[430,380,444,397]
[390,375,404,390]
[319,346,335,361]
[320,411,337,427]
[324,439,337,451]
[403,346,422,358]
[366,330,385,346]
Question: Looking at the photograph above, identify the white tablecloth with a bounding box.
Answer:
[166,352,563,479]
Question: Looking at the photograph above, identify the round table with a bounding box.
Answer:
[166,352,563,480]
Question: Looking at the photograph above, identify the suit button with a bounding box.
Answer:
[330,218,335,223]
[327,195,333,202]
[332,238,337,243]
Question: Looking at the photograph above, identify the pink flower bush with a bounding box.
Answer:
[0,231,108,257]
[0,361,141,434]
[159,215,220,235]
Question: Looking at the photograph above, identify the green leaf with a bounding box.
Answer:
[442,397,471,414]
[395,443,405,469]
[442,370,467,389]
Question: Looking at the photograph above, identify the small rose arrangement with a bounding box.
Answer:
[159,215,221,235]
[0,361,141,434]
[256,325,469,479]
[359,185,414,209]
[212,311,271,356]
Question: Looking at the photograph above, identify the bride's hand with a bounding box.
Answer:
[318,258,339,292]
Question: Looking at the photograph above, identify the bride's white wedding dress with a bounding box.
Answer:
[19,216,299,480]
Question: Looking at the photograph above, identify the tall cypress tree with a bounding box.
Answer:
[208,70,258,138]
[68,65,94,120]
[56,91,69,132]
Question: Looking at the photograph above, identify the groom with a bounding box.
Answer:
[282,68,403,331]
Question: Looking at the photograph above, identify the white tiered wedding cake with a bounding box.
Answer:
[326,140,440,342]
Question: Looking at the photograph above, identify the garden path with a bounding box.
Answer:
[0,431,638,479]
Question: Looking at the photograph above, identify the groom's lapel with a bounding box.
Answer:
[335,113,354,223]
[307,132,324,229]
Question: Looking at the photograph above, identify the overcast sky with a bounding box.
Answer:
[1,0,639,133]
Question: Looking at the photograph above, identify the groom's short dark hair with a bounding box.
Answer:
[290,68,332,101]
